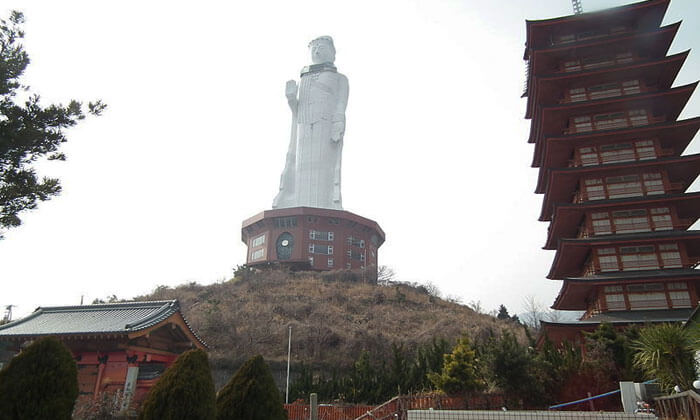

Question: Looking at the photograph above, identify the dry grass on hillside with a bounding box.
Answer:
[139,270,525,383]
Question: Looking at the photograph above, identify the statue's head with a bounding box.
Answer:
[309,36,335,65]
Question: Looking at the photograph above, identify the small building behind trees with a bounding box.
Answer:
[0,300,206,407]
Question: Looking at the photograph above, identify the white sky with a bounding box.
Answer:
[2,0,700,319]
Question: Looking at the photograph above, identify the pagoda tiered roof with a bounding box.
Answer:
[526,51,688,119]
[536,116,700,190]
[524,0,671,99]
[545,192,700,250]
[547,230,700,280]
[526,22,679,96]
[552,268,700,310]
[530,82,697,159]
[539,153,700,221]
[524,0,669,55]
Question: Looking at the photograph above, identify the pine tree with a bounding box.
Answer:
[0,11,105,238]
[496,304,510,320]
[216,355,287,420]
[139,349,216,420]
[429,336,485,396]
[0,337,78,420]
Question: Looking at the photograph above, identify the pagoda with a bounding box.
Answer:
[523,0,700,345]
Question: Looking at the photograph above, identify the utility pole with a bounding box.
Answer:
[572,0,584,15]
[285,325,292,404]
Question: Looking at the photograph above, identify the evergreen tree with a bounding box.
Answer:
[483,332,545,408]
[0,11,105,238]
[429,336,485,396]
[496,305,510,320]
[216,355,287,420]
[139,349,216,420]
[0,337,78,420]
[584,323,643,382]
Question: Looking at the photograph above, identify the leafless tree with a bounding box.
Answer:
[521,295,545,330]
[377,265,396,284]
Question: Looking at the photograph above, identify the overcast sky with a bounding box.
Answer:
[2,0,700,319]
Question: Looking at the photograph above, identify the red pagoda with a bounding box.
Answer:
[523,0,700,345]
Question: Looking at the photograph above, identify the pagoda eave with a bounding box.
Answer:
[525,51,689,119]
[544,192,700,250]
[539,153,700,221]
[529,81,697,149]
[528,22,679,80]
[535,116,700,190]
[548,230,700,279]
[552,270,700,310]
[524,0,669,54]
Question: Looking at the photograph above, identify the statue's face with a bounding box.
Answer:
[310,41,335,64]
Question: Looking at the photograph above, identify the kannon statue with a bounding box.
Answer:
[272,36,349,210]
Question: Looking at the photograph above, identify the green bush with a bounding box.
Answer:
[0,336,79,420]
[139,349,216,420]
[216,355,287,420]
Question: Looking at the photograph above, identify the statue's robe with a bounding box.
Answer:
[273,65,348,210]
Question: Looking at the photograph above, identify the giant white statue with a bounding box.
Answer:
[272,36,349,210]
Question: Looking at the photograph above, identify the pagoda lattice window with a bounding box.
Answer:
[581,172,665,201]
[562,51,635,73]
[593,243,684,273]
[600,282,691,311]
[575,139,657,166]
[552,25,629,46]
[566,80,642,103]
[587,207,673,236]
[569,109,650,134]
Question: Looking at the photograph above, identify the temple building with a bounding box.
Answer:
[0,300,206,408]
[523,0,700,345]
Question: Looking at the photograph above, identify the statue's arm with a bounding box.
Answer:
[331,75,349,142]
[285,80,298,113]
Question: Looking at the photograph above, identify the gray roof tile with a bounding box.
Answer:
[0,300,206,347]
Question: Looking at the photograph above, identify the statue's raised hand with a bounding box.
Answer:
[285,80,298,111]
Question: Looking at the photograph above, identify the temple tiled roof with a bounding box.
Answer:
[0,300,206,347]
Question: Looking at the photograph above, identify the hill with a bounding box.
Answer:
[138,269,526,387]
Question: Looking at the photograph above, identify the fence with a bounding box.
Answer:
[354,394,506,420]
[655,390,700,420]
[406,411,656,420]
[284,402,373,420]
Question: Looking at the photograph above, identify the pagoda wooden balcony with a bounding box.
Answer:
[564,115,665,135]
[577,218,695,239]
[573,182,683,203]
[580,258,689,277]
[568,148,674,167]
[604,298,692,311]
[560,85,651,105]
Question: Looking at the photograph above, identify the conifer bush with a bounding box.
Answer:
[139,349,216,420]
[0,336,79,420]
[216,355,287,420]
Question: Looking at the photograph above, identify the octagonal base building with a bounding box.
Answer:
[241,207,385,281]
